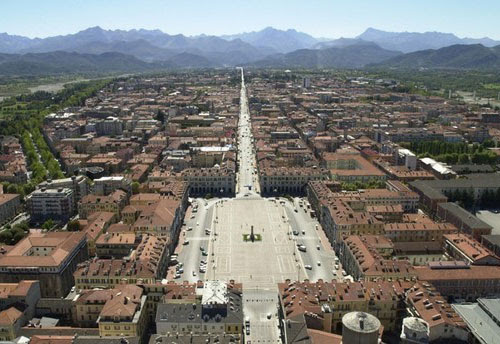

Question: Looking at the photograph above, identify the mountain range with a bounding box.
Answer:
[0,26,499,75]
[372,44,500,69]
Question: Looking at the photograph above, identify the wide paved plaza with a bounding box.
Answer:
[207,198,304,289]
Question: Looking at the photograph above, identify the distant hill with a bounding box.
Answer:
[371,44,500,69]
[313,38,368,49]
[356,28,500,53]
[0,26,273,66]
[0,51,157,76]
[220,27,319,53]
[250,42,401,68]
[68,39,178,62]
[165,52,215,68]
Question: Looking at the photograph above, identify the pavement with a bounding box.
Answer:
[283,198,341,281]
[243,289,281,343]
[206,198,305,289]
[167,197,218,282]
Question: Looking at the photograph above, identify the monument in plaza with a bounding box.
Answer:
[244,225,261,242]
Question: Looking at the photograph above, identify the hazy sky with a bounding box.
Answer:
[2,0,500,39]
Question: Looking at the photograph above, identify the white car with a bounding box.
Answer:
[183,240,189,245]
[192,271,197,276]
[304,265,312,270]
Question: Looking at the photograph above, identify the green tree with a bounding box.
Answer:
[0,231,13,245]
[42,219,56,230]
[131,182,140,195]
[67,220,81,232]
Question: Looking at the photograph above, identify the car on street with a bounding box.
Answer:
[187,226,193,231]
[316,245,321,250]
[342,270,347,276]
[267,313,272,319]
[304,265,312,270]
[192,271,197,276]
[334,264,339,270]
[317,261,321,266]
[298,245,307,252]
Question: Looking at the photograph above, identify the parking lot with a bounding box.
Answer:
[168,198,218,282]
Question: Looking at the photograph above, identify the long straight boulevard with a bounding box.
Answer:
[172,68,340,343]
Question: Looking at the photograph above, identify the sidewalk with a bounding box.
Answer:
[316,223,335,254]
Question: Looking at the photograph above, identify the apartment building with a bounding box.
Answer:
[98,289,148,339]
[95,117,123,136]
[278,280,411,335]
[74,235,169,289]
[443,233,500,266]
[436,202,493,239]
[95,233,140,258]
[0,232,88,297]
[26,187,74,224]
[321,200,384,246]
[38,175,89,203]
[384,222,457,244]
[0,280,41,341]
[156,281,243,337]
[341,235,416,282]
[78,189,128,219]
[74,284,143,329]
[415,262,500,301]
[322,151,387,183]
[92,176,132,196]
[182,167,236,196]
[78,211,117,256]
[259,167,328,195]
[406,282,468,342]
[0,194,21,225]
